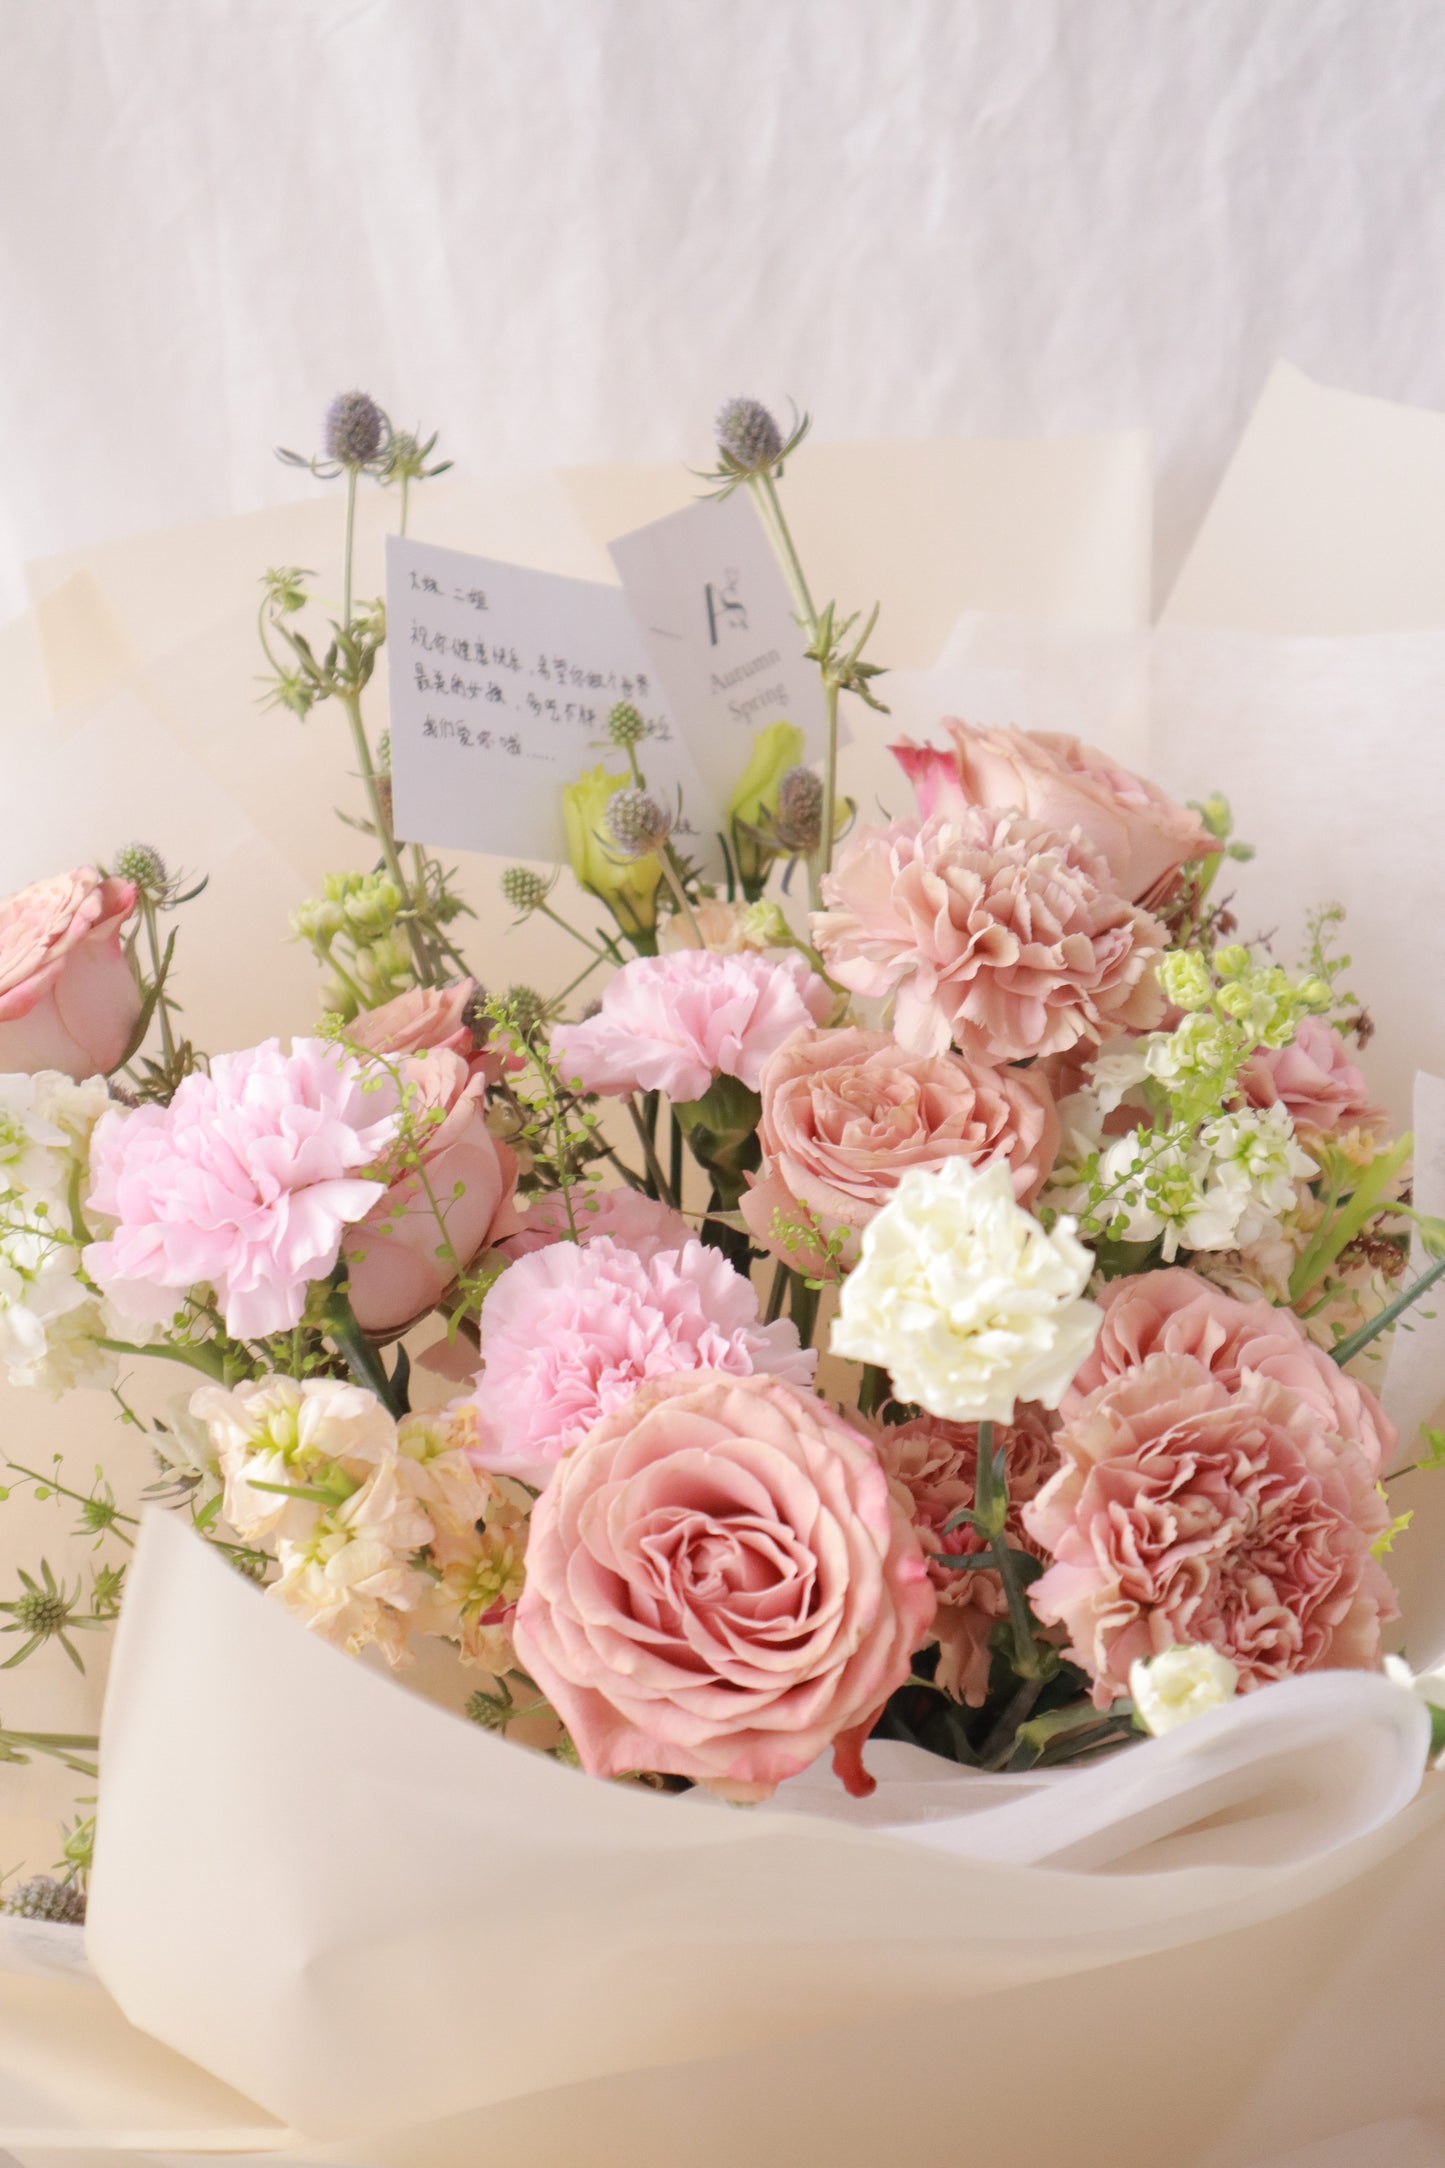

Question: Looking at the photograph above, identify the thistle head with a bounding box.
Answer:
[715,397,784,474]
[772,766,824,853]
[323,390,389,467]
[605,700,647,750]
[500,866,551,916]
[113,842,168,892]
[2,1875,85,1925]
[605,788,673,859]
[504,985,547,1037]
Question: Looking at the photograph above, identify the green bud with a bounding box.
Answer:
[606,701,647,750]
[1156,950,1213,1012]
[1215,944,1251,980]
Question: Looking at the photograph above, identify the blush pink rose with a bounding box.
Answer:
[0,868,140,1079]
[1024,1351,1397,1706]
[469,1234,816,1483]
[344,1048,521,1337]
[549,949,834,1103]
[875,1407,1059,1705]
[1066,1265,1395,1475]
[892,721,1213,905]
[346,978,516,1090]
[85,1038,399,1338]
[512,1369,936,1799]
[740,1027,1059,1272]
[500,1186,693,1261]
[813,811,1165,1063]
[1240,1016,1388,1140]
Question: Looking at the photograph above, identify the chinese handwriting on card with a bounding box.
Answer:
[386,536,712,863]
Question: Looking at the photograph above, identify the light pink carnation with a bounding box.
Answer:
[500,1186,693,1261]
[812,811,1165,1063]
[1240,1016,1389,1140]
[741,1026,1059,1272]
[0,867,140,1079]
[469,1235,816,1482]
[1024,1352,1397,1706]
[1065,1266,1395,1475]
[512,1369,936,1799]
[84,1038,398,1338]
[875,1408,1059,1705]
[549,949,834,1103]
[892,720,1212,905]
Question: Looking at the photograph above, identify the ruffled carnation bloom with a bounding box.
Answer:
[875,1408,1058,1705]
[469,1234,815,1483]
[1063,1266,1395,1475]
[0,868,141,1079]
[741,1027,1059,1273]
[500,1186,693,1261]
[832,1158,1102,1425]
[891,720,1213,905]
[549,949,834,1103]
[85,1038,399,1339]
[1240,1016,1389,1141]
[512,1369,936,1799]
[813,811,1165,1063]
[343,1047,521,1337]
[1023,1352,1397,1707]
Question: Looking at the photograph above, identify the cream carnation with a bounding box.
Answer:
[1129,1644,1240,1735]
[831,1158,1102,1423]
[812,810,1165,1062]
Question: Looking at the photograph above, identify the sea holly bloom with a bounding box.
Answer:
[84,1039,399,1340]
[562,764,662,945]
[813,811,1165,1063]
[512,1369,935,1800]
[891,720,1212,905]
[0,868,141,1079]
[468,1235,815,1484]
[831,1158,1102,1425]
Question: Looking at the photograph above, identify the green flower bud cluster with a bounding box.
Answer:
[291,869,416,1021]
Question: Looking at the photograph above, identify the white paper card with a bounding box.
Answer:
[608,492,830,821]
[386,536,705,862]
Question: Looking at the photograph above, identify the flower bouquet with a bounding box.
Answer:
[1,389,1444,2160]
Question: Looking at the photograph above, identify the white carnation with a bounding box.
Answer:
[830,1157,1102,1424]
[1130,1644,1239,1735]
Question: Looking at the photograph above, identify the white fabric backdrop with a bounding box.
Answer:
[0,0,1442,618]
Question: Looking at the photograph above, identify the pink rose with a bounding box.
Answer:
[740,1027,1059,1272]
[1065,1266,1395,1475]
[892,720,1212,904]
[345,1048,521,1337]
[1240,1016,1388,1140]
[85,1038,399,1339]
[875,1408,1059,1705]
[1024,1351,1397,1706]
[0,867,140,1079]
[500,1186,693,1261]
[813,811,1165,1063]
[549,949,834,1103]
[468,1234,815,1483]
[512,1369,936,1799]
[347,978,517,1090]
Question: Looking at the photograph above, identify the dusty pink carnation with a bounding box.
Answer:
[500,1186,693,1261]
[1024,1351,1397,1706]
[469,1235,816,1483]
[0,867,140,1079]
[549,949,834,1102]
[1240,1016,1389,1140]
[84,1038,398,1338]
[1065,1266,1395,1476]
[512,1369,936,1799]
[875,1407,1059,1705]
[741,1026,1059,1272]
[892,720,1213,905]
[812,811,1165,1062]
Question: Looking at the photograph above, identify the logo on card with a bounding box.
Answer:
[703,569,749,645]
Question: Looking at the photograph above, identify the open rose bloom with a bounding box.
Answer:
[0,866,141,1078]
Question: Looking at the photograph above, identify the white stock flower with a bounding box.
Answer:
[271,1457,436,1664]
[1129,1644,1239,1735]
[1198,1104,1313,1244]
[831,1157,1102,1424]
[0,1071,116,1393]
[189,1374,397,1543]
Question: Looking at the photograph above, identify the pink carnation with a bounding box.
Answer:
[1024,1351,1397,1706]
[512,1369,936,1799]
[1240,1016,1389,1140]
[469,1235,816,1482]
[549,949,834,1103]
[875,1408,1059,1705]
[1066,1266,1395,1475]
[892,720,1212,904]
[812,811,1165,1062]
[84,1039,398,1338]
[500,1186,693,1261]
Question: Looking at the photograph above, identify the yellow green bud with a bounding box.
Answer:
[1215,944,1250,980]
[1156,950,1213,1012]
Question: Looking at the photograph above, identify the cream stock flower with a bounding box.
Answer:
[831,1158,1102,1424]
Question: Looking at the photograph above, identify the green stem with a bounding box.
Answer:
[978,1676,1046,1770]
[92,1335,230,1383]
[324,1288,405,1417]
[820,675,841,879]
[669,1105,684,1211]
[627,1098,676,1208]
[341,464,358,632]
[764,1259,789,1324]
[655,851,705,946]
[540,902,612,960]
[753,472,819,633]
[338,687,432,984]
[398,470,411,539]
[989,1533,1044,1679]
[787,1269,821,1347]
[138,893,177,1069]
[1331,1252,1445,1370]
